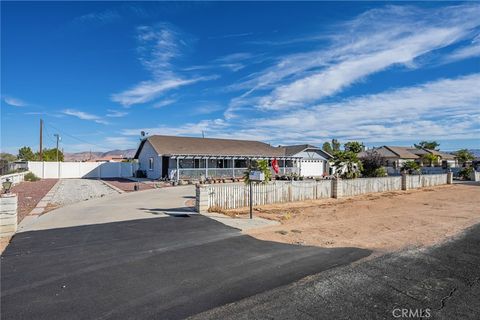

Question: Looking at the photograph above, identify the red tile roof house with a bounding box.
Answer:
[133,135,332,181]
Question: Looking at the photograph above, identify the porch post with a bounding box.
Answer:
[205,157,208,179]
[232,157,235,178]
[176,157,179,182]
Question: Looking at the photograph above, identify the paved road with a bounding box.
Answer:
[1,215,370,320]
[190,224,480,320]
[19,185,197,232]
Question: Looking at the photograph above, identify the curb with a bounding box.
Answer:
[100,180,125,194]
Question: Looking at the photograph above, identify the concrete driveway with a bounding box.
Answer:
[19,185,197,232]
[1,215,370,320]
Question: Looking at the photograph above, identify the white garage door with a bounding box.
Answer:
[301,160,324,177]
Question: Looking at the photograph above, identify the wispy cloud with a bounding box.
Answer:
[443,34,480,63]
[63,109,109,124]
[106,109,128,117]
[112,75,217,106]
[3,96,28,107]
[112,23,217,107]
[227,4,480,113]
[72,9,121,26]
[208,32,253,40]
[122,119,227,137]
[153,99,177,109]
[121,73,480,145]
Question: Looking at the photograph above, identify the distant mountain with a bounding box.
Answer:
[64,149,136,162]
[469,149,480,158]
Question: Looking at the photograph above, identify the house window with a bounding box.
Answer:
[148,157,154,170]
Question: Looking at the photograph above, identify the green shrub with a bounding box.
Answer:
[373,167,387,177]
[24,172,40,182]
[459,167,473,180]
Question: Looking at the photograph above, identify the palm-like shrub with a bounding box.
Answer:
[333,151,363,179]
[401,161,420,174]
[421,153,439,167]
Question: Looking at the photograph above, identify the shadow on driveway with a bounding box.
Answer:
[1,215,370,320]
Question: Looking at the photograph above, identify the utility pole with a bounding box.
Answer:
[54,134,61,161]
[39,119,43,161]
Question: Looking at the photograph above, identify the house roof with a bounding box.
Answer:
[425,149,456,160]
[384,146,420,159]
[134,135,295,158]
[283,144,333,159]
[359,146,456,160]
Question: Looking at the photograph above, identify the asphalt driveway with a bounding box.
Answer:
[1,215,370,320]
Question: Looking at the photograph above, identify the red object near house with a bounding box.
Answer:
[272,158,279,174]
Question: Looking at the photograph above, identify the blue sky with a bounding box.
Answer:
[1,2,479,154]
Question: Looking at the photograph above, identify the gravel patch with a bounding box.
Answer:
[50,179,118,206]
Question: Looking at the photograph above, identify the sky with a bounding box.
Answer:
[1,1,479,154]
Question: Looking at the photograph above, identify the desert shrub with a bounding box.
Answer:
[373,167,387,177]
[361,150,386,177]
[459,167,473,180]
[24,172,40,181]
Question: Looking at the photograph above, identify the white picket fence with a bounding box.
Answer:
[27,161,139,179]
[199,174,450,211]
[206,180,332,210]
[406,174,448,189]
[341,176,402,197]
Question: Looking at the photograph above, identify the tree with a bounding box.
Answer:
[18,146,36,161]
[454,149,474,166]
[421,153,439,167]
[331,139,341,152]
[39,148,64,162]
[333,151,363,179]
[344,141,364,154]
[243,159,272,184]
[401,160,420,174]
[361,150,387,177]
[322,142,333,154]
[0,152,17,162]
[414,141,440,150]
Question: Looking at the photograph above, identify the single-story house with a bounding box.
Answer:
[358,146,458,169]
[134,135,332,180]
[283,144,332,177]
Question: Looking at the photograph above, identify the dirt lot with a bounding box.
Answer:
[10,179,58,223]
[225,183,480,253]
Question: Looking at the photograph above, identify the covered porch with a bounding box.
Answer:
[168,155,301,181]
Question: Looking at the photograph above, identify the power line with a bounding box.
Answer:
[44,122,111,150]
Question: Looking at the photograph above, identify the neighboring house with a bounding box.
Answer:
[358,146,458,170]
[134,135,331,180]
[283,144,332,177]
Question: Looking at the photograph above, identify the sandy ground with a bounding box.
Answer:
[224,183,480,253]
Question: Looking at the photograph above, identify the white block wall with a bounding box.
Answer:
[27,161,139,179]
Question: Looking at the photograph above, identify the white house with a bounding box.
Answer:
[283,145,332,177]
[134,135,332,180]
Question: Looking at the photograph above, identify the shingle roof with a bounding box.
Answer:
[425,149,456,160]
[283,144,333,158]
[359,146,457,160]
[135,135,293,158]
